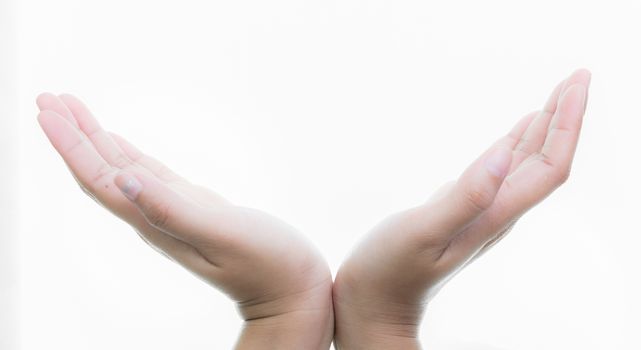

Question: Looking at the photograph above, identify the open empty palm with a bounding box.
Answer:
[333,69,591,349]
[37,68,591,349]
[37,94,333,349]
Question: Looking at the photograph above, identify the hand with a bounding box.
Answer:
[37,94,334,350]
[332,69,591,349]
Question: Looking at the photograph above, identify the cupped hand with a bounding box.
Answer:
[332,69,591,349]
[37,94,333,349]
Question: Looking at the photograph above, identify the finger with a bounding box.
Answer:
[114,169,224,246]
[546,69,591,132]
[424,110,535,206]
[38,100,220,272]
[425,181,455,204]
[412,108,538,241]
[474,220,517,258]
[463,109,538,168]
[415,144,512,243]
[110,132,230,207]
[36,92,79,128]
[448,109,537,186]
[455,75,590,255]
[38,110,115,193]
[58,93,134,169]
[443,70,592,262]
[510,79,565,171]
[109,132,184,183]
[539,83,589,175]
[505,82,589,209]
[498,109,539,150]
[457,219,518,268]
[510,69,592,173]
[432,114,537,261]
[38,108,162,227]
[443,209,519,266]
[132,223,220,276]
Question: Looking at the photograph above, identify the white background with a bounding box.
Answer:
[3,0,640,349]
[1,0,18,348]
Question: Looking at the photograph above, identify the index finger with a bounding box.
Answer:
[38,110,114,194]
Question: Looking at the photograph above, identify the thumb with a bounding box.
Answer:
[418,145,512,238]
[114,170,220,244]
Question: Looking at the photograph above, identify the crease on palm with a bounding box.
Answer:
[435,70,591,269]
[37,93,334,324]
[37,71,590,275]
[36,93,229,277]
[331,69,591,317]
[38,69,591,346]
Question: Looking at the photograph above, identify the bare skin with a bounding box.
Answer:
[36,94,334,350]
[332,68,591,349]
[38,68,590,349]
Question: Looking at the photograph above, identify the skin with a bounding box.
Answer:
[38,68,590,349]
[332,68,591,349]
[36,94,334,350]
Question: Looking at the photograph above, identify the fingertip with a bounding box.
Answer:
[565,69,592,91]
[573,67,591,80]
[560,83,587,105]
[578,69,591,87]
[58,93,89,112]
[521,110,540,126]
[36,92,57,111]
[57,93,81,112]
[37,110,84,153]
[508,110,538,138]
[559,83,588,118]
[36,92,52,101]
[58,93,79,104]
[37,109,62,126]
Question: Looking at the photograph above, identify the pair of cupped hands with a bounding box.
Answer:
[38,69,590,350]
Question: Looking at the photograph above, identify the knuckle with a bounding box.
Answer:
[155,163,179,182]
[555,165,571,184]
[144,201,172,229]
[514,139,531,154]
[112,153,132,168]
[538,153,571,184]
[463,185,494,212]
[537,152,556,169]
[89,163,114,190]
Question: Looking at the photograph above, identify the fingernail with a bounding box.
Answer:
[484,147,512,179]
[114,172,142,201]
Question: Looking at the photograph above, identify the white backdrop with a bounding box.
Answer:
[1,0,18,348]
[7,0,641,349]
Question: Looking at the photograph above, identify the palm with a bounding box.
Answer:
[37,94,332,320]
[333,69,591,345]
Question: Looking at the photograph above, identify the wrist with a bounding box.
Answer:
[334,333,421,350]
[235,308,333,350]
[332,277,423,350]
[333,305,421,350]
[235,276,334,350]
